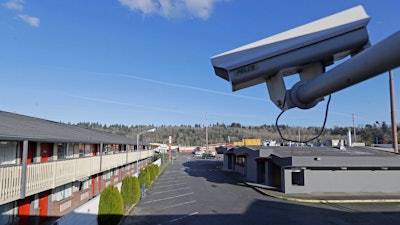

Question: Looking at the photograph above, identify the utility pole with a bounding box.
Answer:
[389,70,398,153]
[352,114,357,143]
[206,112,208,153]
[298,127,301,143]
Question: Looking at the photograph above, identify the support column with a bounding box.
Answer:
[100,143,103,172]
[20,140,28,198]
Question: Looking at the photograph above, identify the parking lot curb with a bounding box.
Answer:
[247,183,400,204]
[225,170,400,204]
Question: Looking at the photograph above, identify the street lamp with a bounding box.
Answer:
[136,128,156,177]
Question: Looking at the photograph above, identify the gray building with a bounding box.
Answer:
[219,146,400,194]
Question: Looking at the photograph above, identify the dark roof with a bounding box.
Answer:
[225,146,400,167]
[261,146,397,157]
[0,111,137,145]
[260,146,400,167]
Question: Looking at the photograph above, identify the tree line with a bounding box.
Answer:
[76,122,399,146]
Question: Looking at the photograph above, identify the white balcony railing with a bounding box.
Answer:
[0,165,22,204]
[0,150,153,205]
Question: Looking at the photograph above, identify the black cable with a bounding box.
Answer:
[275,95,332,144]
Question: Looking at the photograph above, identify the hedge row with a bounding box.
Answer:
[148,164,160,182]
[98,164,161,225]
[139,164,159,188]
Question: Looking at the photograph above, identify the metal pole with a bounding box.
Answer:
[389,70,399,153]
[352,114,357,143]
[291,31,400,108]
[136,134,139,176]
[136,128,156,177]
[206,112,208,153]
[168,136,172,164]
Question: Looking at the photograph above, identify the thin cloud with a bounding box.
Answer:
[118,0,221,20]
[115,73,268,102]
[3,0,24,11]
[66,94,184,114]
[18,14,40,27]
[66,93,259,120]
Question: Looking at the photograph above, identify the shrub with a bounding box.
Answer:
[121,176,141,205]
[148,165,156,182]
[131,176,141,203]
[148,164,159,182]
[139,168,151,189]
[154,153,168,162]
[154,164,160,177]
[97,185,124,225]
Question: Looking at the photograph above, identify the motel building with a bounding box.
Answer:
[217,145,400,194]
[0,111,154,225]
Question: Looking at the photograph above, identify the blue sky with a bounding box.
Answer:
[0,0,399,128]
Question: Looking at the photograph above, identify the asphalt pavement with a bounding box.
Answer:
[121,154,400,225]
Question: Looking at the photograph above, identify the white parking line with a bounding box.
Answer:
[143,192,194,203]
[155,183,186,188]
[152,187,191,195]
[161,200,196,210]
[157,176,188,181]
[169,212,198,223]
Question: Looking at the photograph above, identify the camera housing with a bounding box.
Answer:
[211,5,371,110]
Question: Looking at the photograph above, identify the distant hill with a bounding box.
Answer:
[76,122,398,146]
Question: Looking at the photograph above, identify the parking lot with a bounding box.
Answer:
[121,153,400,225]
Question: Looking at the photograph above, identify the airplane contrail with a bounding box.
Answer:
[114,73,268,102]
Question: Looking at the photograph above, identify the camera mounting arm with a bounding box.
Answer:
[287,31,400,110]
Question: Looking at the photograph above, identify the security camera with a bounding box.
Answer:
[211,6,372,110]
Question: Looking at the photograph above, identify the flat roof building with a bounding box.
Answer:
[220,145,400,194]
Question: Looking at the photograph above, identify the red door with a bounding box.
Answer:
[92,144,97,156]
[20,142,36,164]
[18,197,31,225]
[40,143,52,162]
[39,191,49,224]
[91,176,96,196]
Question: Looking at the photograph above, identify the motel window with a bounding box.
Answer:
[102,170,112,180]
[235,156,245,167]
[104,144,111,154]
[292,170,305,186]
[79,144,92,157]
[112,144,121,153]
[0,141,17,165]
[77,179,90,191]
[55,183,73,201]
[113,168,119,176]
[57,143,74,159]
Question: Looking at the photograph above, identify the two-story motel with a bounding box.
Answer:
[0,111,155,225]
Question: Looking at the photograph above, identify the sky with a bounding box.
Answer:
[0,0,399,129]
